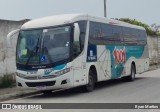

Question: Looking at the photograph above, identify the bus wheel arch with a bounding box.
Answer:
[82,65,97,92]
[127,61,136,81]
[89,65,98,83]
[122,61,136,82]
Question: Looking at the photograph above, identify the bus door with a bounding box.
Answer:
[72,23,85,87]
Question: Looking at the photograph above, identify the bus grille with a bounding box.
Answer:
[23,75,57,80]
[24,76,38,80]
[26,81,56,87]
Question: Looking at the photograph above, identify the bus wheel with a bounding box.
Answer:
[129,64,136,81]
[82,69,95,92]
[123,64,136,82]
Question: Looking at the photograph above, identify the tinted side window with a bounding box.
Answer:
[112,25,123,44]
[131,29,139,40]
[78,21,87,51]
[89,22,102,45]
[123,27,138,45]
[101,23,114,44]
[138,30,147,45]
[89,22,123,45]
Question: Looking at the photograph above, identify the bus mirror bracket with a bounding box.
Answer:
[74,23,80,42]
[7,29,20,48]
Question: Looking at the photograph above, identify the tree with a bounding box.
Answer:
[116,18,160,37]
[150,23,160,32]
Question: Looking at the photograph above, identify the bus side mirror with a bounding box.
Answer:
[7,29,20,48]
[73,23,80,57]
[74,23,80,42]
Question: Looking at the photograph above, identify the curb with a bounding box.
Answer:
[0,90,40,102]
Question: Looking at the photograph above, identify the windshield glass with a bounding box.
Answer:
[16,26,71,66]
[16,30,41,65]
[41,26,71,64]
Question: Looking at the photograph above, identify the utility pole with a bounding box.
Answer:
[104,0,107,17]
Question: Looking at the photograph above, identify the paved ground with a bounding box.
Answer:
[1,68,160,112]
[0,87,38,102]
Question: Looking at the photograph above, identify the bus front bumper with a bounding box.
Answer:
[16,74,73,91]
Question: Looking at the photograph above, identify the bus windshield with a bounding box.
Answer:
[41,26,71,65]
[16,26,71,66]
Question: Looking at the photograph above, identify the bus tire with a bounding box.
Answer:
[82,69,95,92]
[124,64,136,82]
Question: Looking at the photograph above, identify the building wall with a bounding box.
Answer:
[147,36,160,65]
[0,20,28,77]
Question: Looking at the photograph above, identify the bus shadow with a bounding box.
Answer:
[26,77,146,99]
[94,77,145,91]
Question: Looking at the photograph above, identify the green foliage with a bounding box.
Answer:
[0,75,15,88]
[117,18,159,37]
[157,32,160,37]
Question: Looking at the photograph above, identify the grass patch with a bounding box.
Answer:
[0,75,15,89]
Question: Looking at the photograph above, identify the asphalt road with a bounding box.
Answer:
[1,68,160,112]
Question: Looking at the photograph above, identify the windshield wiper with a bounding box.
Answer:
[25,38,39,66]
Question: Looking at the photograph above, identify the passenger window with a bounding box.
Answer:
[78,21,87,51]
[89,22,102,45]
[112,25,123,44]
[138,30,147,44]
[123,27,137,45]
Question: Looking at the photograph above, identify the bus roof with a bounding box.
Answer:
[21,13,145,30]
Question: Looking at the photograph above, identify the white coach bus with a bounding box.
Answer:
[7,14,149,92]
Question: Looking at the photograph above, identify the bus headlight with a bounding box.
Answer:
[16,72,26,78]
[54,68,71,76]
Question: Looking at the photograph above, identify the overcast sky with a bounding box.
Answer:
[0,0,159,25]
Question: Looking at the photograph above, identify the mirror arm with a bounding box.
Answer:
[7,29,20,48]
